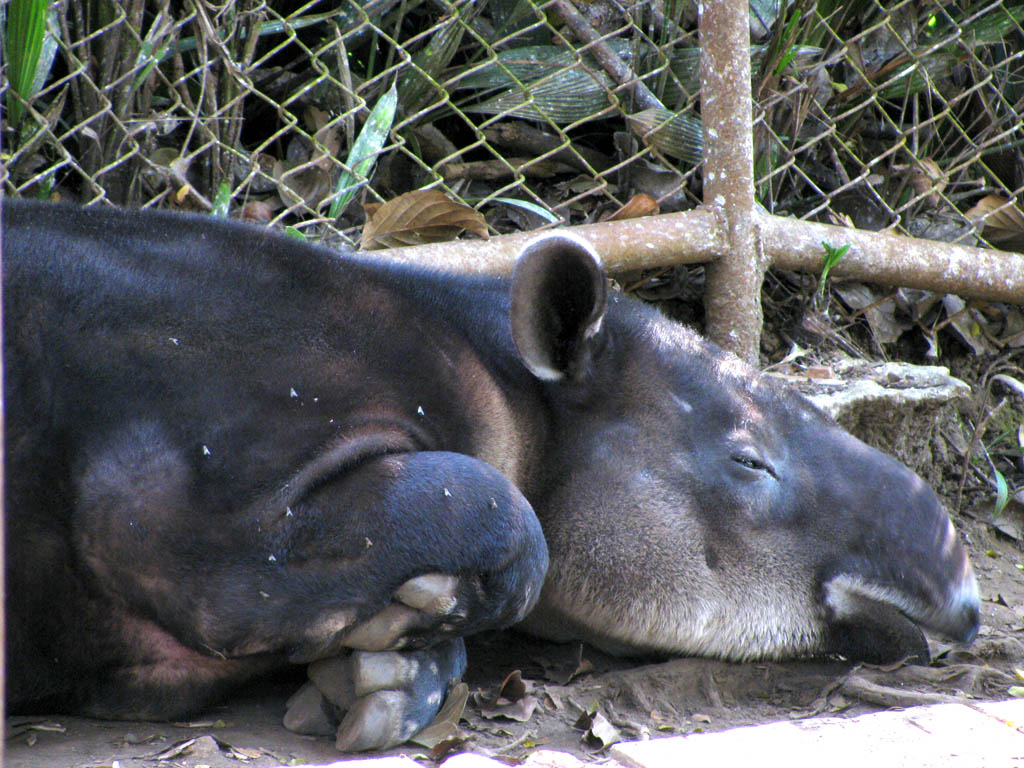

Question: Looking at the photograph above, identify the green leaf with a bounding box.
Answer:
[486,197,561,223]
[774,9,804,75]
[4,0,51,128]
[211,183,232,217]
[625,108,704,167]
[284,226,307,241]
[329,84,398,220]
[458,44,620,125]
[397,13,465,112]
[993,469,1010,519]
[153,8,363,65]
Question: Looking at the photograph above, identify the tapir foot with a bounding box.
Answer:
[341,573,464,652]
[289,572,474,663]
[285,572,471,750]
[284,639,466,751]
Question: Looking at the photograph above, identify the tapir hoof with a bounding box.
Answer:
[289,573,467,662]
[283,639,466,751]
[342,573,462,652]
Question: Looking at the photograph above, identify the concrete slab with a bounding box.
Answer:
[976,699,1024,732]
[610,701,1024,768]
[283,750,608,768]
[289,751,608,768]
[281,758,421,768]
[260,700,1024,768]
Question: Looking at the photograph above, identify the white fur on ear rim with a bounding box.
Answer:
[510,230,607,382]
[540,230,604,335]
[526,230,602,262]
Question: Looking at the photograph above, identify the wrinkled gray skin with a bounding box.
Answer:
[3,202,978,753]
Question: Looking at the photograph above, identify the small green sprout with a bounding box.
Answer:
[817,241,850,300]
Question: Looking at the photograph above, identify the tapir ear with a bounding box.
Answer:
[510,232,608,381]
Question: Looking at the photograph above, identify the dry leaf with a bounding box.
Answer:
[227,745,263,759]
[361,190,489,250]
[473,669,539,722]
[906,158,945,206]
[803,366,836,379]
[941,295,994,356]
[498,669,528,701]
[603,193,659,221]
[833,283,909,345]
[274,159,331,210]
[430,735,470,761]
[965,194,1024,250]
[408,682,469,748]
[583,712,621,749]
[573,709,622,749]
[478,694,539,722]
[306,105,342,168]
[558,644,593,685]
[238,200,275,222]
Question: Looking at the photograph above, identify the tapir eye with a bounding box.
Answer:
[731,451,775,477]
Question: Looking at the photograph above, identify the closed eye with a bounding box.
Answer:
[732,453,777,478]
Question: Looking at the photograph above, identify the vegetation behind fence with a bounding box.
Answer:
[3,0,1021,253]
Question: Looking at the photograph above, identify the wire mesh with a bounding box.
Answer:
[1,0,1021,253]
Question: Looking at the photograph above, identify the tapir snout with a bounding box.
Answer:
[813,428,979,661]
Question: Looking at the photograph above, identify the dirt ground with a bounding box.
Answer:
[7,364,1024,768]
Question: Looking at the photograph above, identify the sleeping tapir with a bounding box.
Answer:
[4,199,978,750]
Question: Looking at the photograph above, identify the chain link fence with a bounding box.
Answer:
[3,0,1021,252]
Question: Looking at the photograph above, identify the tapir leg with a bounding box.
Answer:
[65,431,548,746]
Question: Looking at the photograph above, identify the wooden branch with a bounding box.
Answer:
[375,208,725,274]
[376,207,1024,307]
[551,0,663,111]
[698,0,763,364]
[761,214,1024,305]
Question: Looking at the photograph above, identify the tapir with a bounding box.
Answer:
[3,199,979,750]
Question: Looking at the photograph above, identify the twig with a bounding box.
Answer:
[442,158,579,182]
[551,0,663,111]
[841,672,963,709]
[955,396,1007,512]
[991,373,1024,401]
[493,729,536,755]
[484,122,614,173]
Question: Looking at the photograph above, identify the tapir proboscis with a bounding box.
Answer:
[3,200,979,750]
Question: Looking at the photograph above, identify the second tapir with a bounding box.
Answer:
[3,200,978,750]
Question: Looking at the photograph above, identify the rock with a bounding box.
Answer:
[803,359,970,487]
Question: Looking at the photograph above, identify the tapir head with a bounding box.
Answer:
[511,233,979,664]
